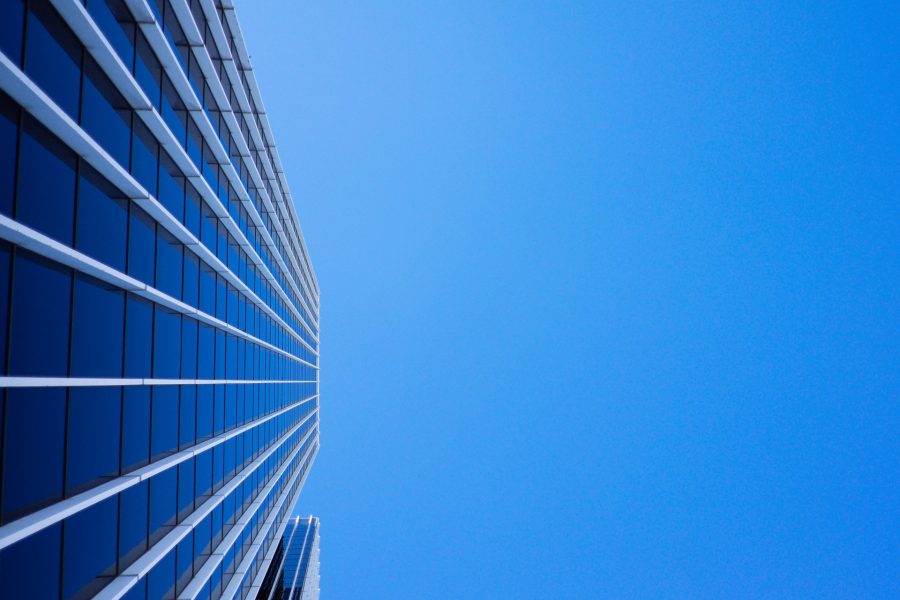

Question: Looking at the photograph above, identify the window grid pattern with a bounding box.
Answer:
[0,1,319,599]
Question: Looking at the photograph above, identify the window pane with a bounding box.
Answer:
[63,494,117,599]
[1,388,66,521]
[85,0,135,69]
[197,385,213,441]
[179,385,196,449]
[181,317,198,379]
[71,274,125,377]
[177,458,194,522]
[66,386,121,496]
[131,118,158,198]
[0,522,60,598]
[147,549,176,600]
[16,115,76,245]
[82,55,131,168]
[158,150,185,222]
[150,385,178,459]
[0,92,19,217]
[121,386,150,472]
[24,1,81,120]
[0,0,25,67]
[156,227,183,299]
[0,242,11,375]
[183,248,200,307]
[124,294,153,377]
[134,30,161,109]
[153,306,181,378]
[8,251,71,376]
[149,468,176,545]
[127,204,157,284]
[118,480,149,571]
[76,164,128,271]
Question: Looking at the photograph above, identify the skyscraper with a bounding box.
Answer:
[0,1,319,599]
[255,516,320,600]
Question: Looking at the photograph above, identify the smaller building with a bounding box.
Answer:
[257,516,321,600]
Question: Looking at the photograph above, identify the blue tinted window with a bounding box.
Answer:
[175,530,193,595]
[156,227,183,299]
[161,76,187,146]
[153,306,181,378]
[8,251,71,376]
[71,274,124,377]
[195,449,212,502]
[128,204,156,283]
[181,317,198,378]
[1,388,65,521]
[179,385,196,449]
[147,549,176,600]
[134,31,161,109]
[213,384,225,435]
[149,468,176,545]
[151,385,178,459]
[67,386,121,495]
[63,494,117,599]
[76,164,128,271]
[82,55,131,167]
[16,115,76,245]
[198,324,214,379]
[124,294,153,377]
[183,249,200,307]
[177,458,194,522]
[0,243,10,374]
[200,204,217,252]
[214,330,225,379]
[121,386,150,472]
[131,119,158,197]
[199,264,215,316]
[24,2,81,119]
[197,385,213,441]
[0,1,25,67]
[0,522,60,598]
[0,93,19,216]
[184,182,201,236]
[86,0,135,68]
[159,151,185,221]
[119,480,149,571]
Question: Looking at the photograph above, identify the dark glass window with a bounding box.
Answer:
[177,458,194,522]
[156,227,183,299]
[184,182,202,236]
[24,1,81,119]
[0,242,11,374]
[183,249,200,307]
[128,203,157,284]
[161,75,187,146]
[150,385,178,459]
[63,494,117,599]
[195,449,212,502]
[199,264,216,316]
[124,294,153,377]
[175,531,193,595]
[179,385,196,449]
[66,386,121,495]
[197,385,213,441]
[16,115,76,245]
[82,55,132,168]
[153,306,181,378]
[147,549,176,600]
[181,317,198,378]
[71,274,125,377]
[1,388,66,521]
[198,323,214,379]
[149,468,176,545]
[131,119,159,197]
[0,92,19,217]
[0,522,60,598]
[121,386,151,472]
[8,251,71,376]
[134,31,162,109]
[159,151,185,222]
[75,164,128,271]
[0,0,25,67]
[85,0,136,69]
[119,480,149,571]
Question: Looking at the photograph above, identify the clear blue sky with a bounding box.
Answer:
[237,2,899,598]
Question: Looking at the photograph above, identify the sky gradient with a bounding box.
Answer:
[236,2,899,598]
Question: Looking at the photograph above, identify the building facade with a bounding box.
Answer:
[0,1,319,599]
[256,516,320,600]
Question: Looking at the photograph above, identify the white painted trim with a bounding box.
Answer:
[0,377,317,388]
